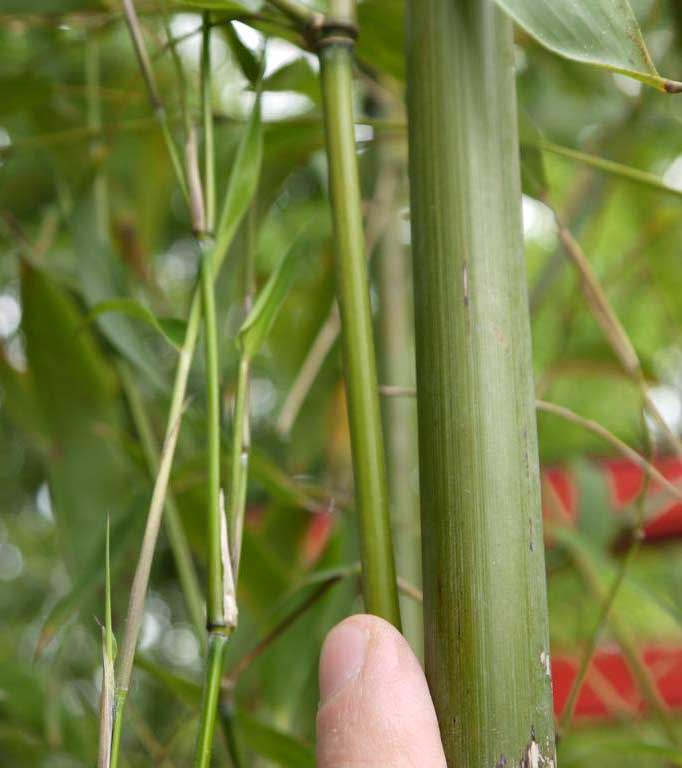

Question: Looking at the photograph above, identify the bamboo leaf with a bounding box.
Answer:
[237,236,302,358]
[519,110,548,200]
[35,498,143,657]
[21,265,139,578]
[210,93,263,277]
[494,0,682,92]
[223,22,261,84]
[86,299,187,349]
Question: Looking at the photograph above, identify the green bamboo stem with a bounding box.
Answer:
[121,0,189,201]
[160,0,191,140]
[110,689,126,768]
[377,167,422,656]
[119,364,206,643]
[405,1,555,765]
[111,294,202,766]
[317,11,401,628]
[109,98,260,766]
[193,633,229,768]
[200,256,225,630]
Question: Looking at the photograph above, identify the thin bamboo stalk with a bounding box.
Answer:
[376,158,422,656]
[112,307,200,759]
[119,364,206,644]
[405,1,555,764]
[316,2,401,628]
[193,633,229,768]
[201,256,225,631]
[120,0,188,201]
[555,216,682,459]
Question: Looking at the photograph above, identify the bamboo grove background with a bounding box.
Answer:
[3,0,682,766]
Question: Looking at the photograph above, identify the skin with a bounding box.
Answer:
[317,614,447,767]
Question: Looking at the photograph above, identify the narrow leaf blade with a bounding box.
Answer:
[211,95,264,276]
[237,238,301,358]
[86,298,187,349]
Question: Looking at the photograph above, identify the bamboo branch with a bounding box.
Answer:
[109,99,262,767]
[201,255,226,632]
[536,400,682,505]
[119,364,206,645]
[555,216,682,458]
[316,10,400,628]
[120,0,188,200]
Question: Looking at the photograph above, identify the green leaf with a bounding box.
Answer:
[223,22,261,84]
[494,0,682,92]
[210,89,264,277]
[72,199,169,390]
[519,110,548,200]
[237,236,302,358]
[236,712,315,768]
[263,58,320,104]
[21,265,139,577]
[357,0,405,81]
[35,498,143,657]
[86,299,187,349]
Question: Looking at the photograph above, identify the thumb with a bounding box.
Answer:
[316,614,446,767]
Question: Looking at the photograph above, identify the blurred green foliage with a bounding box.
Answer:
[2,0,682,765]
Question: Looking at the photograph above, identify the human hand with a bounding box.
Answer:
[316,615,447,767]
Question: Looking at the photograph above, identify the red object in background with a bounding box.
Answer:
[543,457,682,541]
[552,646,682,720]
[544,458,682,720]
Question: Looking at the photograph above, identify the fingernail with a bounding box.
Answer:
[319,621,368,702]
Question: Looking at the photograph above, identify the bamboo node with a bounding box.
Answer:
[308,20,358,51]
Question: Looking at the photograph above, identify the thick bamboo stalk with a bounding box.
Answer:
[404,1,556,765]
[317,7,401,628]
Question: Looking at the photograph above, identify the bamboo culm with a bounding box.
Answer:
[405,0,556,765]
